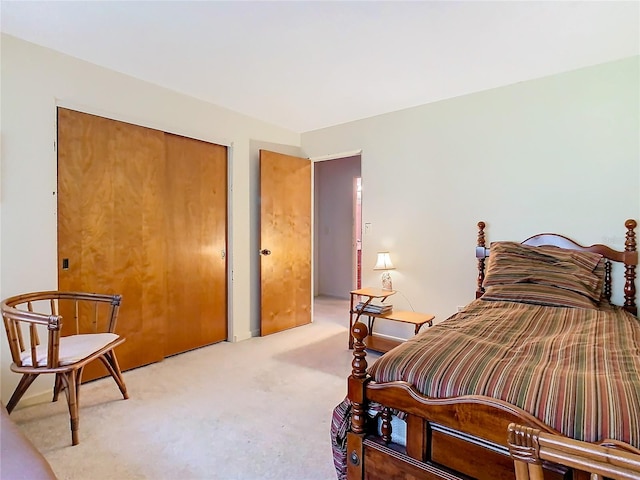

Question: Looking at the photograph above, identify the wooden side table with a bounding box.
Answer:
[349,288,395,349]
[349,288,435,353]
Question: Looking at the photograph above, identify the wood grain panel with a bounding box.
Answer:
[430,429,515,480]
[57,108,166,375]
[58,109,228,374]
[363,441,457,480]
[164,133,227,355]
[259,150,311,336]
[111,119,166,370]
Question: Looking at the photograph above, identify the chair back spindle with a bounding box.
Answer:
[27,301,39,346]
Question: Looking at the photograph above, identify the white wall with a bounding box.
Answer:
[0,35,300,404]
[314,156,361,298]
[302,56,640,339]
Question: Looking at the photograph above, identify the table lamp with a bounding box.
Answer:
[374,251,395,290]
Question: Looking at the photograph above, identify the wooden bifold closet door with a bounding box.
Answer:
[57,108,227,377]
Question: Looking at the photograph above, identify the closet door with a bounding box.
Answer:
[164,133,228,355]
[57,109,228,376]
[57,108,167,373]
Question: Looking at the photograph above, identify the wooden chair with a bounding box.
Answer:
[2,291,129,445]
[508,423,640,480]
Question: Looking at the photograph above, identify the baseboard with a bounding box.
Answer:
[232,330,254,342]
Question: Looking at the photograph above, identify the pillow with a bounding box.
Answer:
[482,284,598,309]
[481,241,605,308]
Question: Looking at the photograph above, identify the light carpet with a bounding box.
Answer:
[8,296,378,480]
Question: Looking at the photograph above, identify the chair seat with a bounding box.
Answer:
[20,333,120,367]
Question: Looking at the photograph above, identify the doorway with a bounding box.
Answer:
[313,155,362,298]
[355,176,362,289]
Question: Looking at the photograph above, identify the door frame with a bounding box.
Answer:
[54,98,235,342]
[310,149,363,299]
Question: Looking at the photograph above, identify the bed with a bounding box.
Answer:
[331,219,639,480]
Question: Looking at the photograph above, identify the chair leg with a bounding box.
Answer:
[513,460,531,480]
[99,350,129,399]
[75,366,84,412]
[527,463,545,480]
[6,374,39,413]
[61,370,80,446]
[53,373,65,402]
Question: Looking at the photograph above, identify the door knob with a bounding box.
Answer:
[260,249,272,256]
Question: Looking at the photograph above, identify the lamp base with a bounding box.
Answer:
[381,271,393,291]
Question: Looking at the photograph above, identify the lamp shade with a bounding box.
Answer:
[373,252,395,270]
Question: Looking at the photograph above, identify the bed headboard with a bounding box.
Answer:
[475,219,638,315]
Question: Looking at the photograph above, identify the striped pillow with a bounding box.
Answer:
[482,242,605,308]
[482,284,597,309]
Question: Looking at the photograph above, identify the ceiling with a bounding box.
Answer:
[1,1,638,133]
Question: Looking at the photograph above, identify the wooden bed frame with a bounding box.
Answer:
[346,219,638,480]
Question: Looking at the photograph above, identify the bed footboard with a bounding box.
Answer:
[346,322,571,480]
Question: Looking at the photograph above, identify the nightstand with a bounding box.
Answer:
[349,288,435,353]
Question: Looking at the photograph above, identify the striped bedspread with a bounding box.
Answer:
[368,299,640,447]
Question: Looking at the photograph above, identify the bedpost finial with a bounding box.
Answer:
[623,219,637,315]
[477,222,486,245]
[351,322,369,379]
[625,219,637,253]
[477,221,487,297]
[352,322,368,342]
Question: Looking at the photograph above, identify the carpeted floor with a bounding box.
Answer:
[8,296,376,480]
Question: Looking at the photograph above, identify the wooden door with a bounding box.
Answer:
[57,108,228,376]
[164,133,227,355]
[259,150,312,335]
[57,108,166,373]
